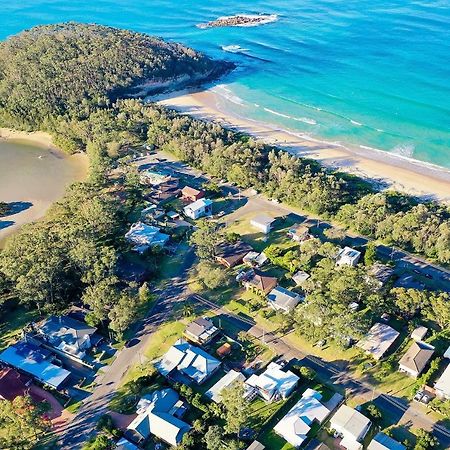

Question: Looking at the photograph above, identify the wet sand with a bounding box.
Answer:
[156,90,450,203]
[0,131,87,245]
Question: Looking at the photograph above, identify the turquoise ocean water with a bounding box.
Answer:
[2,0,450,169]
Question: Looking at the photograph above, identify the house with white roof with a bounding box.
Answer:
[444,346,450,360]
[357,323,399,361]
[183,198,213,219]
[274,388,330,448]
[127,388,190,447]
[250,215,276,234]
[156,339,221,385]
[434,364,450,400]
[292,270,310,286]
[183,317,219,346]
[36,315,98,361]
[243,251,268,268]
[267,286,303,314]
[329,405,371,450]
[206,370,246,403]
[368,432,406,450]
[336,247,361,267]
[411,326,428,342]
[245,362,299,402]
[125,222,169,253]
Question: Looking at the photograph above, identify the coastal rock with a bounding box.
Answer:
[198,14,278,29]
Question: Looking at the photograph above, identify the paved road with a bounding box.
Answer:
[144,150,450,291]
[191,293,450,447]
[57,249,195,450]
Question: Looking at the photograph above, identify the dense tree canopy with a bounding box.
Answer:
[0,23,231,129]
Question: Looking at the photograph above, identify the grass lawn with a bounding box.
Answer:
[158,241,191,280]
[225,213,299,254]
[144,321,186,362]
[0,303,39,351]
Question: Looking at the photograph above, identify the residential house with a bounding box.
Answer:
[288,224,311,243]
[150,177,180,203]
[398,341,435,378]
[125,222,170,253]
[183,317,220,346]
[274,388,331,448]
[243,251,268,268]
[243,270,278,296]
[181,186,204,202]
[206,370,246,403]
[434,364,450,400]
[444,346,450,360]
[183,198,213,220]
[336,247,361,267]
[267,286,303,314]
[36,315,98,361]
[250,215,276,234]
[292,270,310,286]
[368,432,406,450]
[357,323,399,361]
[140,169,171,186]
[245,362,299,402]
[247,442,265,450]
[140,204,165,222]
[156,339,221,385]
[329,405,371,450]
[116,438,139,450]
[368,264,394,289]
[215,240,253,268]
[216,342,232,358]
[411,326,428,342]
[127,388,190,447]
[0,341,70,390]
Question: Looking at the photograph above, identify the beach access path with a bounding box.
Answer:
[156,89,450,203]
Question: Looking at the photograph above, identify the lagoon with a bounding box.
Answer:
[0,139,87,244]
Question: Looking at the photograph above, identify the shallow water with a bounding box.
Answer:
[1,0,450,169]
[0,140,85,242]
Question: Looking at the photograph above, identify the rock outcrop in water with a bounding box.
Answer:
[198,14,278,29]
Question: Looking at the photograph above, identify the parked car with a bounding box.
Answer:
[414,390,424,402]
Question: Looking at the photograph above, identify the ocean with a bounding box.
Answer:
[2,0,450,169]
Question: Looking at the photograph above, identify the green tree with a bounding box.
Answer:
[0,396,51,450]
[189,220,223,260]
[205,425,223,450]
[108,292,139,339]
[221,381,250,435]
[413,429,439,450]
[196,261,229,290]
[364,242,378,266]
[82,434,115,450]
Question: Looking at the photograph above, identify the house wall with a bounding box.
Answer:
[399,364,419,378]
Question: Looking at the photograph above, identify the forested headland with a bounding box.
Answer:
[0,23,448,334]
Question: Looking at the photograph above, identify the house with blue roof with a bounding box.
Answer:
[0,341,70,390]
[126,388,190,447]
[125,221,170,253]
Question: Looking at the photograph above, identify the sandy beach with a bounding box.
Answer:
[156,90,450,203]
[0,130,88,245]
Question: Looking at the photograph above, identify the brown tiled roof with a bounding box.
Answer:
[181,186,202,197]
[215,241,253,267]
[0,368,32,401]
[399,341,434,374]
[247,270,278,294]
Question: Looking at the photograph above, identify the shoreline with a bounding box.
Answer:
[0,129,88,245]
[155,89,450,203]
